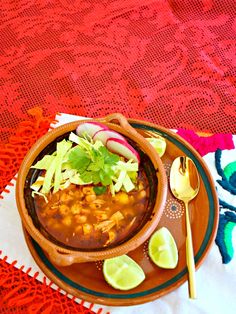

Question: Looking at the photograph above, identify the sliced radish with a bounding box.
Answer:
[93,129,128,145]
[76,122,108,138]
[107,138,140,163]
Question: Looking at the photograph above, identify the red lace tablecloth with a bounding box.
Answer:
[0,0,236,313]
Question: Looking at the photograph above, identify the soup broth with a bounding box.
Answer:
[34,170,149,249]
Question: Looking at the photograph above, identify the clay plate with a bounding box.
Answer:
[22,120,219,306]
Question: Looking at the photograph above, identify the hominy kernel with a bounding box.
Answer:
[71,204,81,215]
[74,215,87,224]
[60,193,73,202]
[83,223,93,235]
[89,203,102,209]
[85,194,96,202]
[62,216,72,226]
[116,192,129,205]
[138,182,144,190]
[138,190,146,199]
[59,204,70,215]
[82,187,95,195]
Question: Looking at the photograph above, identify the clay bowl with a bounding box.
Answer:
[16,113,167,266]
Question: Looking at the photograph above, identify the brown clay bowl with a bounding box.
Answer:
[16,113,167,266]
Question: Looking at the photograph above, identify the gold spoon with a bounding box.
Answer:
[170,156,200,299]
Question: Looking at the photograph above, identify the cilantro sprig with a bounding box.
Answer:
[68,143,119,186]
[31,133,139,197]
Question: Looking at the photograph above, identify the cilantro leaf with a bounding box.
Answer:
[99,169,113,185]
[68,146,90,173]
[98,146,119,165]
[105,153,119,165]
[87,157,104,171]
[92,172,101,184]
[93,186,107,195]
[80,171,93,183]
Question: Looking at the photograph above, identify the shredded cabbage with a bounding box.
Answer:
[31,135,139,196]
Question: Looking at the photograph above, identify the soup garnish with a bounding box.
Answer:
[30,123,150,249]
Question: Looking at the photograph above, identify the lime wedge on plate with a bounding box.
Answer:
[148,227,178,269]
[103,255,145,290]
[146,136,166,157]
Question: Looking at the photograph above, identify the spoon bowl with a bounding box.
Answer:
[170,156,200,299]
[170,156,200,201]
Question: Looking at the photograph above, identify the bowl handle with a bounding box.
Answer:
[97,113,161,170]
[98,113,137,135]
[48,249,94,266]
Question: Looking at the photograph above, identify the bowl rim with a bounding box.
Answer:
[16,117,167,265]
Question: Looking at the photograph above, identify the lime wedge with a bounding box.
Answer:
[148,227,178,269]
[146,136,166,157]
[103,255,145,290]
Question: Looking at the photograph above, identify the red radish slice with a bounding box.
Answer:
[93,129,128,145]
[76,122,108,138]
[107,138,140,163]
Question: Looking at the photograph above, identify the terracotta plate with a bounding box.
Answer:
[22,120,219,306]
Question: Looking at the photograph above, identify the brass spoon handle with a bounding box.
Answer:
[185,201,197,299]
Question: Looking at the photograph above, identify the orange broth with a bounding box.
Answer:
[34,170,149,249]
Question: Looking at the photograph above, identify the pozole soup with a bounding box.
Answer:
[28,122,155,251]
[34,170,149,249]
